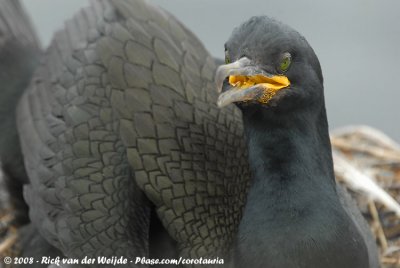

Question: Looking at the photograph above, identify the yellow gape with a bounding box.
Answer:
[228,74,290,104]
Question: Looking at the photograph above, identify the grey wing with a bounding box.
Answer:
[17,0,150,262]
[107,0,250,260]
[17,0,250,266]
[0,0,40,223]
[0,0,39,49]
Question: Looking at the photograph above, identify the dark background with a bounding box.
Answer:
[21,0,400,141]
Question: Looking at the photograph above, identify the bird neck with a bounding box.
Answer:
[242,104,336,196]
[235,104,351,266]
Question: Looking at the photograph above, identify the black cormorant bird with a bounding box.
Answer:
[216,16,378,268]
[0,0,378,267]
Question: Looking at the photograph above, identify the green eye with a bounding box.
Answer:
[225,50,231,64]
[279,52,292,72]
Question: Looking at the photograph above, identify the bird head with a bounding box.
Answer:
[216,16,324,115]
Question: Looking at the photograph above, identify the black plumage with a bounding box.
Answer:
[15,0,249,266]
[0,1,379,268]
[0,1,64,263]
[0,0,40,226]
[217,16,379,268]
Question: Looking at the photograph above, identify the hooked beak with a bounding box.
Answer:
[215,57,291,108]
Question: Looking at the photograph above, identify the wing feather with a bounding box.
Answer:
[17,0,250,265]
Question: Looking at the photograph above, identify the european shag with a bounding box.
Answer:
[0,0,378,267]
[216,16,379,268]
